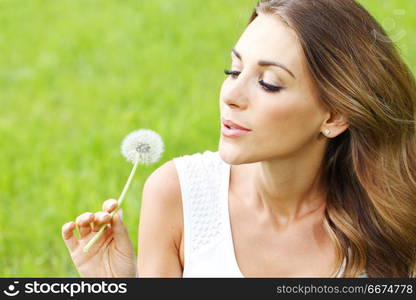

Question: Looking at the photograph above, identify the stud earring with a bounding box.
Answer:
[324,129,331,136]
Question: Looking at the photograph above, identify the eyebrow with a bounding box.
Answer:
[231,48,296,79]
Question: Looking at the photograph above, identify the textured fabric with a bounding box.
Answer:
[173,150,367,278]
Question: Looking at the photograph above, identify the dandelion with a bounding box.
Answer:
[121,129,164,165]
[83,129,164,252]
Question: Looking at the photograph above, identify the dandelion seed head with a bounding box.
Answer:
[121,129,164,165]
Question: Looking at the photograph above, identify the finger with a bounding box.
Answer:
[111,209,129,238]
[75,212,94,238]
[92,211,111,232]
[85,224,114,251]
[102,199,118,213]
[111,209,134,251]
[111,209,126,234]
[62,222,78,252]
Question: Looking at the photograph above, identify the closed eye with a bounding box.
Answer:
[224,69,284,93]
[224,69,240,79]
[258,80,283,92]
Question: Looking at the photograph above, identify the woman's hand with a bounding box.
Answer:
[61,199,136,277]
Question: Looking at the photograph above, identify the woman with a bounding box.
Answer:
[62,0,416,277]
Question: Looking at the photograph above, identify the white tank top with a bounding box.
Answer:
[173,150,367,278]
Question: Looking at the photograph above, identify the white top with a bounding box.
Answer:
[173,150,367,278]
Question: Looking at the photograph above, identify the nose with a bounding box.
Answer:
[221,75,250,110]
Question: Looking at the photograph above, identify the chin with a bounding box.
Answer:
[218,142,249,165]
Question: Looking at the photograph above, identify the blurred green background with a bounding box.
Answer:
[0,0,414,277]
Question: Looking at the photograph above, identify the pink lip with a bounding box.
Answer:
[221,122,251,138]
[221,117,252,131]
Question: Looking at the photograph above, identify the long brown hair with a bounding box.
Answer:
[249,0,416,277]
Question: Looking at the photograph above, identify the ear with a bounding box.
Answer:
[320,112,349,138]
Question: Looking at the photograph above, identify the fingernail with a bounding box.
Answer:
[118,209,123,220]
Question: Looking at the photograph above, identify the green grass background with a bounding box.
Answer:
[0,0,414,277]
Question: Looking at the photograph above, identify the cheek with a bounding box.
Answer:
[261,101,301,127]
[259,98,324,137]
[253,101,324,156]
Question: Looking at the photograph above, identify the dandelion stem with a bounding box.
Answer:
[117,155,141,209]
[83,157,141,252]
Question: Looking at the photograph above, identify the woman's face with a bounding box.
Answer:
[219,13,330,164]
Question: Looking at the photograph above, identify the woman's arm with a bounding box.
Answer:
[137,160,184,277]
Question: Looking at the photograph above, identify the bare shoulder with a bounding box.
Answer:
[138,159,183,277]
[143,159,181,204]
[141,159,183,241]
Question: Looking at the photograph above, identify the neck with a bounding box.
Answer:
[234,143,328,227]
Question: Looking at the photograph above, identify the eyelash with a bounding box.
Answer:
[224,69,283,93]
